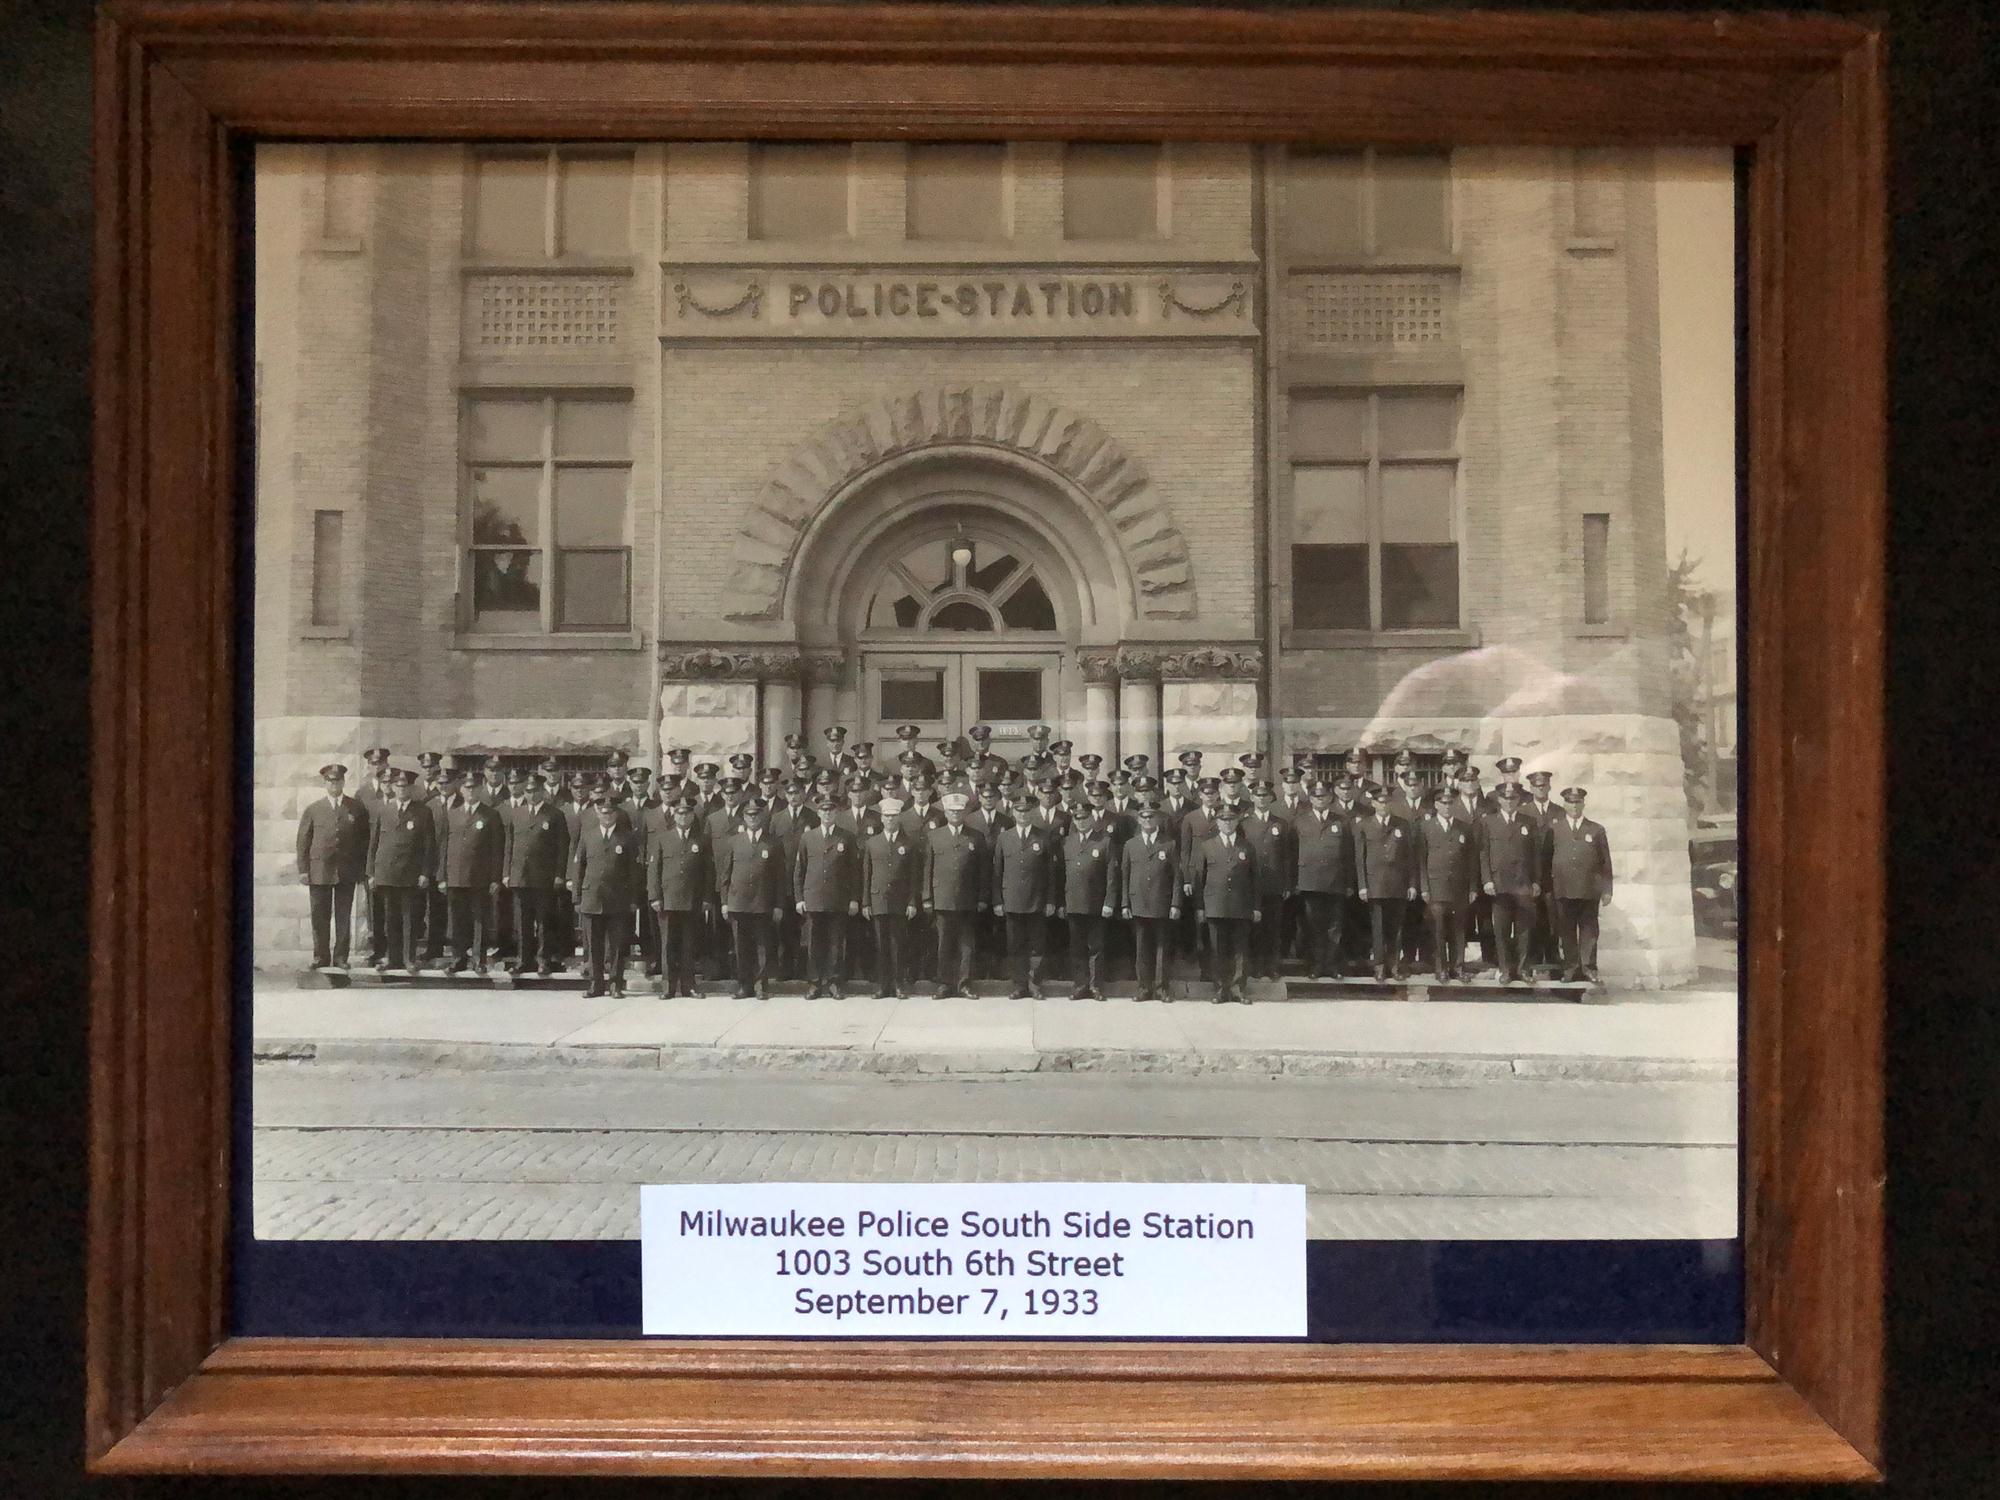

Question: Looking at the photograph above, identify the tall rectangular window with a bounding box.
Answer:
[1289,389,1461,631]
[1582,513,1612,623]
[310,510,344,627]
[1063,143,1162,240]
[907,143,1008,241]
[470,149,633,261]
[1284,148,1452,260]
[465,395,632,633]
[749,142,852,240]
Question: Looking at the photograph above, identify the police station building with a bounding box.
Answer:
[254,142,1696,982]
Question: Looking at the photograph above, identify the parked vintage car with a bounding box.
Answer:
[1689,819,1738,939]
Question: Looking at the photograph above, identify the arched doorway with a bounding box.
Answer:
[850,515,1069,764]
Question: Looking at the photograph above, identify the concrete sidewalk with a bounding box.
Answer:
[254,979,1737,1083]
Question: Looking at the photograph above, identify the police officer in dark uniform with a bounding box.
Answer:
[1547,786,1614,982]
[1120,797,1181,1001]
[794,794,862,998]
[356,745,394,964]
[716,796,790,999]
[504,773,569,976]
[1242,779,1296,979]
[1059,800,1121,1000]
[646,795,714,998]
[1416,787,1479,982]
[1480,781,1543,984]
[569,794,642,998]
[439,769,505,974]
[366,768,434,974]
[859,797,922,999]
[1292,777,1358,979]
[1521,768,1562,973]
[1353,785,1418,981]
[992,791,1056,999]
[924,792,988,998]
[295,762,370,969]
[1185,803,1259,1004]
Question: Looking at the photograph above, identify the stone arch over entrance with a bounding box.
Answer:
[722,383,1197,622]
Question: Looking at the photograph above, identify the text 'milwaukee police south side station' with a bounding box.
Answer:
[255,142,1696,983]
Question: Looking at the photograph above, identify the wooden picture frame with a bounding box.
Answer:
[87,1,1885,1480]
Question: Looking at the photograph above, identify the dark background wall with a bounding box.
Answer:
[3,0,1993,1493]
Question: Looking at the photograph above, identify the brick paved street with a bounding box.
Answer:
[254,1065,1735,1241]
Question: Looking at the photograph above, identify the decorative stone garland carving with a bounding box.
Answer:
[1157,278,1249,320]
[1077,644,1264,682]
[657,645,803,681]
[722,383,1197,623]
[672,279,763,319]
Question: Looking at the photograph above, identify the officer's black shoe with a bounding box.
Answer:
[732,988,755,999]
[1372,967,1388,981]
[756,983,773,1001]
[1009,988,1030,1000]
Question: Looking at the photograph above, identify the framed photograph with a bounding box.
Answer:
[88,1,1884,1481]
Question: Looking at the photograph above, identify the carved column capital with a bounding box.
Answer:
[658,644,805,682]
[1076,648,1122,685]
[1107,642,1264,682]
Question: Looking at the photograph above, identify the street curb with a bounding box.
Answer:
[254,1037,1737,1084]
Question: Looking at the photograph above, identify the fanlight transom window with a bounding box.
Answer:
[865,538,1058,632]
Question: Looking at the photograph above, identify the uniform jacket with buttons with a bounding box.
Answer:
[991,823,1055,915]
[1242,809,1297,896]
[296,794,370,885]
[924,822,989,912]
[830,804,884,840]
[1120,829,1181,918]
[645,820,714,911]
[1546,815,1614,900]
[439,797,506,888]
[1479,809,1543,895]
[503,798,569,887]
[1175,805,1224,864]
[1416,813,1479,905]
[715,828,791,914]
[367,796,436,888]
[1186,832,1260,919]
[569,819,642,915]
[1353,811,1417,896]
[896,801,947,845]
[1292,807,1358,895]
[861,828,923,913]
[793,823,861,913]
[1060,824,1122,912]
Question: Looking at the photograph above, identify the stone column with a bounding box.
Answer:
[761,679,802,768]
[1077,650,1120,767]
[1117,666,1161,774]
[802,652,845,750]
[1149,644,1264,767]
[657,647,780,762]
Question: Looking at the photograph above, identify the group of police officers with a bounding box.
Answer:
[294,722,1616,1002]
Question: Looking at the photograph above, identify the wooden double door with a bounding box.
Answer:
[861,648,1062,766]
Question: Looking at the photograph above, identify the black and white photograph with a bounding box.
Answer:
[251,139,1740,1247]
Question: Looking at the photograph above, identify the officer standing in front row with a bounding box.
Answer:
[1479,782,1543,985]
[860,798,922,1000]
[1548,786,1614,983]
[646,797,714,998]
[1120,797,1181,1002]
[794,794,861,998]
[1353,786,1418,981]
[1185,803,1260,1004]
[716,797,790,999]
[992,791,1056,999]
[925,792,989,998]
[295,763,370,969]
[366,768,434,974]
[1060,799,1121,1000]
[504,773,569,977]
[568,795,642,999]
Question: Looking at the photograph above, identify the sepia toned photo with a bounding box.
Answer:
[252,139,1740,1246]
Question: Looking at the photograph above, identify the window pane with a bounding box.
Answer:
[869,590,923,629]
[554,399,629,459]
[749,142,851,240]
[966,550,1018,593]
[929,600,995,631]
[998,575,1057,630]
[556,549,630,629]
[1063,142,1160,240]
[1582,512,1611,624]
[1380,463,1456,544]
[1377,392,1458,455]
[558,154,631,257]
[979,670,1043,722]
[1292,465,1367,543]
[880,672,946,722]
[471,154,547,260]
[311,510,344,626]
[1381,543,1459,628]
[1291,545,1369,629]
[472,549,543,619]
[1373,150,1451,255]
[553,467,627,546]
[466,398,546,461]
[1290,393,1369,460]
[908,143,1007,241]
[897,538,954,592]
[469,466,541,545]
[1284,150,1365,259]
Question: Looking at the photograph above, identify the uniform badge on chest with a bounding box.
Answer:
[1091,848,1102,859]
[1238,850,1249,862]
[405,820,415,831]
[1157,850,1169,862]
[760,848,770,860]
[475,819,485,830]
[614,844,624,855]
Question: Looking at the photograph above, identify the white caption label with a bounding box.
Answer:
[641,1181,1306,1337]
